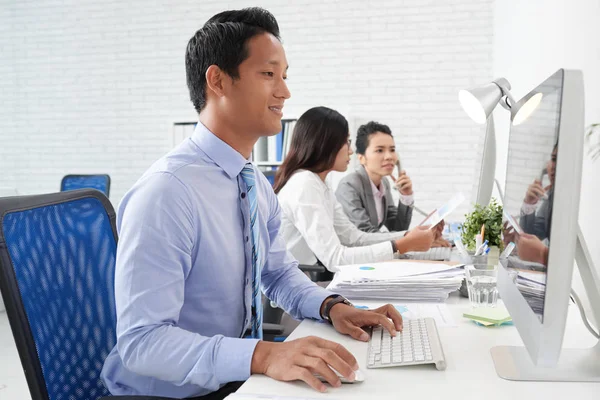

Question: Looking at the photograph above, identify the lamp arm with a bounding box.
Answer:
[493,78,517,111]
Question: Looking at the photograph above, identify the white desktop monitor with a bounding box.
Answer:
[494,69,600,381]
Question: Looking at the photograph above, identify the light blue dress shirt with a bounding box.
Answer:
[101,122,334,398]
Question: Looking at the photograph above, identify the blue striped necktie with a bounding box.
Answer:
[240,164,263,340]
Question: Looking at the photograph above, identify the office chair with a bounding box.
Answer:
[61,174,111,197]
[261,262,333,342]
[300,263,334,283]
[0,190,282,400]
[0,187,18,313]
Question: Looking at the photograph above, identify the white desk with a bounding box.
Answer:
[238,295,600,399]
[2,297,598,400]
[0,310,30,399]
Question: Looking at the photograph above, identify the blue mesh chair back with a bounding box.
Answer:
[61,175,111,197]
[0,190,117,400]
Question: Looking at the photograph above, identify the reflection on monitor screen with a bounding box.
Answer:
[501,71,563,320]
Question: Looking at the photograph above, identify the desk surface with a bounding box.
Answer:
[238,295,600,399]
[2,296,598,400]
[0,310,30,399]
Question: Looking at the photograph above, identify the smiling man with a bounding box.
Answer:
[101,8,402,400]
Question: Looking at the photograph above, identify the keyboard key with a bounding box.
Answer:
[371,328,382,352]
[382,353,391,364]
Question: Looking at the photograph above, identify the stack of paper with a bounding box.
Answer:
[327,261,464,302]
[516,270,547,314]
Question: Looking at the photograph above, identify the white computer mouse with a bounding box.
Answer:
[316,369,365,384]
[350,369,365,383]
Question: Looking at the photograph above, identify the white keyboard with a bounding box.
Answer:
[367,318,446,370]
[406,247,452,261]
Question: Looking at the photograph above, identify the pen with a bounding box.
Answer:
[475,240,488,256]
[454,236,468,256]
[500,242,516,258]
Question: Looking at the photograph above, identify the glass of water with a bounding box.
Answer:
[465,263,498,308]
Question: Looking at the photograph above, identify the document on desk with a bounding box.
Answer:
[513,270,546,315]
[333,261,462,282]
[517,270,547,286]
[226,395,341,400]
[419,192,465,228]
[327,261,465,302]
[354,302,456,327]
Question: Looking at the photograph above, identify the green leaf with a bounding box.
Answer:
[461,197,504,251]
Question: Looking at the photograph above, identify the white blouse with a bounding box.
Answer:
[277,170,406,271]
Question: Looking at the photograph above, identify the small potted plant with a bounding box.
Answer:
[461,198,504,253]
[458,198,503,297]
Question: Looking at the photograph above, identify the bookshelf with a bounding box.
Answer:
[253,119,297,184]
[170,120,297,186]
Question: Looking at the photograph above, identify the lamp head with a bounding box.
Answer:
[459,78,518,124]
[512,91,543,126]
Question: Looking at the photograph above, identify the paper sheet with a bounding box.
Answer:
[518,270,547,285]
[227,395,340,400]
[328,261,465,303]
[419,192,465,228]
[334,261,462,282]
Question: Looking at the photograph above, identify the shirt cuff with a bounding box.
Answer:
[213,336,260,385]
[300,288,338,321]
[399,194,414,206]
[520,202,537,216]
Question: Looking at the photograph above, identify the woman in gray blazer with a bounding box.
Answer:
[335,121,414,233]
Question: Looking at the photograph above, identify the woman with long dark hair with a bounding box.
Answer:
[275,106,436,271]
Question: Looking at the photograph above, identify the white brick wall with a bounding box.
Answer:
[0,0,493,220]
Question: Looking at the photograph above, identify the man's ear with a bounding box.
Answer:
[205,65,226,99]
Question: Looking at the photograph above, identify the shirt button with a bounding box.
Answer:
[241,192,246,199]
[246,236,249,242]
[246,278,249,284]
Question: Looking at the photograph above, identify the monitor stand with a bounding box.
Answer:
[491,226,600,382]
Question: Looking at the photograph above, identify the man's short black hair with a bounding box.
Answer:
[185,8,280,113]
[355,121,393,155]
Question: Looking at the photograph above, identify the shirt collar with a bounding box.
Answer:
[191,121,250,179]
[369,178,385,199]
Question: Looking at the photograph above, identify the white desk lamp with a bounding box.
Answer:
[458,78,542,205]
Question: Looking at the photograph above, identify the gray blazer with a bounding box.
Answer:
[335,166,413,233]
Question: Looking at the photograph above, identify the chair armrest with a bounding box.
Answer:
[298,264,327,273]
[262,323,285,335]
[243,323,285,339]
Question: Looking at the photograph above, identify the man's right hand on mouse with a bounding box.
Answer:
[251,336,358,392]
